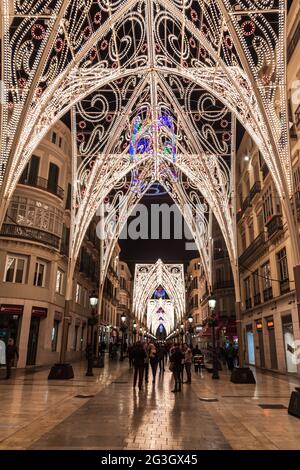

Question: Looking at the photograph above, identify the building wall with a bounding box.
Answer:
[0,121,117,367]
[236,2,300,375]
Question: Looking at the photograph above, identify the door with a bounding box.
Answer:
[26,317,40,365]
[20,155,40,185]
[47,162,59,193]
[246,330,255,365]
[268,328,278,370]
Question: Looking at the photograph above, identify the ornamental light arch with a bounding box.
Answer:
[0,0,298,296]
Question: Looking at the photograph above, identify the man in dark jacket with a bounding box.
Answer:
[6,338,19,379]
[132,342,146,390]
[170,343,184,392]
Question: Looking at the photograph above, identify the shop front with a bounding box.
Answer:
[0,304,23,348]
[26,306,47,366]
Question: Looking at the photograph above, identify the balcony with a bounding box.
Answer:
[239,232,267,269]
[249,181,261,203]
[19,176,64,200]
[253,293,261,306]
[245,298,252,310]
[0,223,60,249]
[266,214,283,240]
[280,279,290,295]
[236,196,251,222]
[213,280,234,290]
[263,287,273,302]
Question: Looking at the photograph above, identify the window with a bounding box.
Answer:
[277,248,289,282]
[47,162,59,193]
[244,276,252,308]
[55,269,64,294]
[4,255,27,283]
[34,260,47,287]
[261,262,271,289]
[244,277,251,300]
[51,131,57,144]
[75,283,82,304]
[51,320,59,352]
[7,196,63,236]
[58,136,62,148]
[252,270,260,295]
[262,186,274,223]
[19,155,40,186]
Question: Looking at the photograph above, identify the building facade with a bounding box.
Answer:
[0,121,132,368]
[236,2,300,376]
[186,215,236,349]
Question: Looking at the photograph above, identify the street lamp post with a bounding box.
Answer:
[208,298,219,380]
[86,291,98,377]
[120,313,127,361]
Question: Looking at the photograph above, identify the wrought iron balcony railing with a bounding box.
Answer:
[254,293,261,306]
[263,287,273,302]
[19,176,64,200]
[280,279,290,295]
[249,181,261,203]
[266,214,283,239]
[239,232,267,268]
[0,223,60,249]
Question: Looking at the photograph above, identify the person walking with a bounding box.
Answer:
[225,342,235,371]
[144,341,150,384]
[132,341,146,390]
[183,343,193,384]
[170,343,184,393]
[158,344,165,373]
[128,344,134,368]
[5,338,19,379]
[149,341,159,383]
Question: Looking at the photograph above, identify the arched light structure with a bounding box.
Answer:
[147,299,175,336]
[133,259,185,324]
[0,0,299,332]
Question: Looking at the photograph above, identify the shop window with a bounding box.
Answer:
[51,320,59,352]
[4,255,28,284]
[34,260,47,287]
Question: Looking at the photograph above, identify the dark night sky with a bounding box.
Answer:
[119,190,198,273]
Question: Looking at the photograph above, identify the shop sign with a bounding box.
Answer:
[0,304,23,315]
[32,307,47,318]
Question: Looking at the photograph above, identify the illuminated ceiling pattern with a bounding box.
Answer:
[1,0,298,301]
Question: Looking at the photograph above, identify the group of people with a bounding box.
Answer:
[130,340,194,393]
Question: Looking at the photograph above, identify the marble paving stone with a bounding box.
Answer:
[1,361,300,450]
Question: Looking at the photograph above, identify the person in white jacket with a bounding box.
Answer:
[0,339,6,366]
